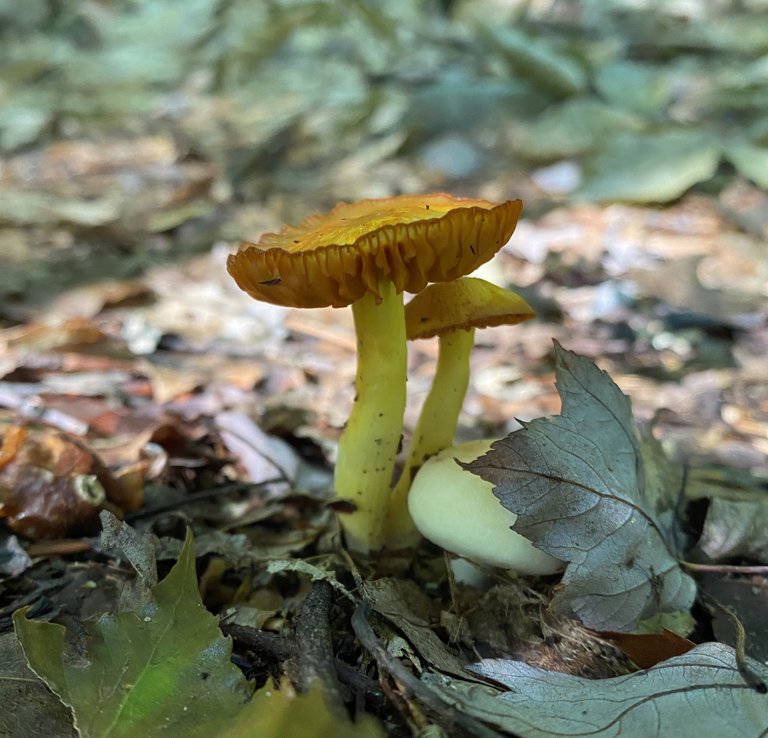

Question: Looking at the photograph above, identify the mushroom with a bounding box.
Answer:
[227,194,522,553]
[407,439,563,575]
[385,277,534,547]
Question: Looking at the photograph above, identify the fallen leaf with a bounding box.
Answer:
[630,255,757,319]
[515,99,643,162]
[424,642,768,737]
[0,428,107,539]
[576,129,721,203]
[0,425,27,470]
[98,511,159,588]
[594,60,673,115]
[362,578,467,678]
[698,495,768,562]
[0,317,107,353]
[3,536,381,738]
[0,532,33,577]
[465,343,696,632]
[0,633,75,738]
[594,628,695,669]
[222,679,385,738]
[216,410,298,492]
[687,465,768,562]
[482,25,587,96]
[723,140,768,189]
[14,530,252,738]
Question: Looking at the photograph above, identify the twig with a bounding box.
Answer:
[295,581,345,714]
[26,539,92,557]
[700,590,767,693]
[282,314,357,352]
[334,660,383,705]
[125,479,284,521]
[221,622,382,702]
[682,561,768,575]
[220,623,296,662]
[351,604,505,738]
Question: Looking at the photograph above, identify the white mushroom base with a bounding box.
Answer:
[407,439,563,576]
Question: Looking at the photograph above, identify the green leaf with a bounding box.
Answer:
[482,25,588,97]
[515,98,644,162]
[723,140,768,188]
[425,643,768,737]
[594,60,673,115]
[576,129,721,203]
[465,343,696,632]
[0,104,50,151]
[14,530,252,738]
[223,680,385,738]
[640,431,686,544]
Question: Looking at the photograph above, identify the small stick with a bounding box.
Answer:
[26,539,92,557]
[351,604,504,738]
[220,623,296,662]
[222,621,382,702]
[295,581,344,713]
[125,479,284,521]
[700,590,767,693]
[283,314,357,352]
[682,561,768,575]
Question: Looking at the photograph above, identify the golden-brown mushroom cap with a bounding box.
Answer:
[405,277,535,340]
[227,194,522,308]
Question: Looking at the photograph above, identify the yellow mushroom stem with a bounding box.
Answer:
[334,279,407,553]
[385,327,475,548]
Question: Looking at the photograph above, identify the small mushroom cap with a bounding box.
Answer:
[227,194,522,308]
[408,439,563,575]
[405,277,535,340]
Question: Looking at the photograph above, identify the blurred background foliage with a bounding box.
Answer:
[1,0,767,301]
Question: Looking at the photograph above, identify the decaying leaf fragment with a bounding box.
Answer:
[686,465,768,562]
[0,632,75,738]
[465,343,696,632]
[0,426,107,539]
[423,642,768,738]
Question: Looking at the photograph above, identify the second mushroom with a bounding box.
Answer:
[385,276,535,548]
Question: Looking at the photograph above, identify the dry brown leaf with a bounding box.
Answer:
[592,628,696,668]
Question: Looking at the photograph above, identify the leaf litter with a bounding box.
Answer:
[1,209,766,735]
[2,1,768,735]
[2,210,766,735]
[15,525,383,738]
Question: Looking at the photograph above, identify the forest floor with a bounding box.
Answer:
[1,148,767,735]
[1,2,768,734]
